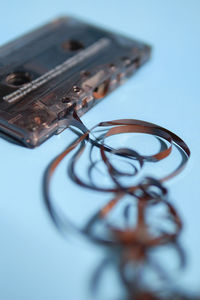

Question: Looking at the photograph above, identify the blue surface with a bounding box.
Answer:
[0,1,200,299]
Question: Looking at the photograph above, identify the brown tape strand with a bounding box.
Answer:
[43,111,198,299]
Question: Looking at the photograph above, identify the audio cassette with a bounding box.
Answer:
[0,16,151,147]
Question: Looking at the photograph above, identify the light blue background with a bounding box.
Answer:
[0,1,200,299]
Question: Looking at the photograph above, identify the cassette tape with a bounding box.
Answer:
[0,16,151,147]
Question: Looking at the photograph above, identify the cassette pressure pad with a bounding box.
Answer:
[0,17,151,147]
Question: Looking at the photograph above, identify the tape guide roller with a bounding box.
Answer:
[0,16,151,147]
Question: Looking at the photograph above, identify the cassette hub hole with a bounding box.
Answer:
[6,71,31,87]
[62,40,84,51]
